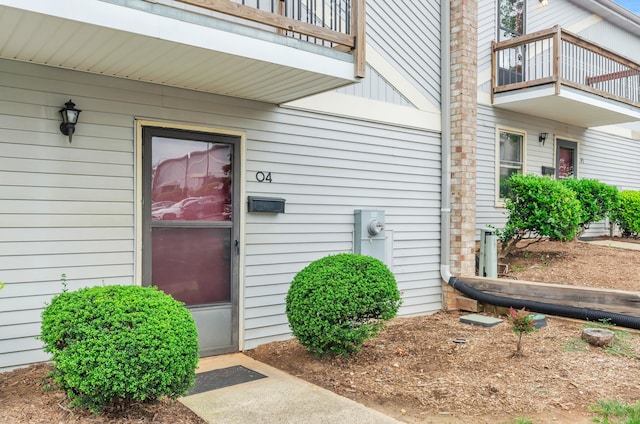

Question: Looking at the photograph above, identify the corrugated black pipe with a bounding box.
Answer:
[449,276,640,330]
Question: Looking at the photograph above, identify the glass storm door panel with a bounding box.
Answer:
[142,127,239,356]
[556,139,577,179]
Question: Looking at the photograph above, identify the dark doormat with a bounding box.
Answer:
[187,365,267,395]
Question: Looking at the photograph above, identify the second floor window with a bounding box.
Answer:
[498,0,525,41]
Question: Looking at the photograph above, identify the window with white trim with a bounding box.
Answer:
[497,128,525,203]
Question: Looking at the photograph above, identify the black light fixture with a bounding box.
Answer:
[59,99,81,143]
[539,0,549,6]
[538,132,548,145]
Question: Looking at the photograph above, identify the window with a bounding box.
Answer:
[498,0,525,41]
[497,128,525,203]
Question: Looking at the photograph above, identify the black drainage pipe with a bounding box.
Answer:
[448,276,640,330]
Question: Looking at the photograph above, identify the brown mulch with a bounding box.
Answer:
[0,363,205,423]
[2,238,640,423]
[500,237,640,291]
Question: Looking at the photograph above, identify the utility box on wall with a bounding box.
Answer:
[354,209,385,262]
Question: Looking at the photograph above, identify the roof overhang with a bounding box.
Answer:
[0,0,357,104]
[493,84,640,128]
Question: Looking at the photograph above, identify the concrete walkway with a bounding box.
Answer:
[180,353,401,424]
[581,238,640,251]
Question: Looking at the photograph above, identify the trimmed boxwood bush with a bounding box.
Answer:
[40,285,199,413]
[612,190,640,238]
[286,253,401,356]
[499,174,581,255]
[561,178,619,236]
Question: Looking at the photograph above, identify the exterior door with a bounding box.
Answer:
[556,139,577,179]
[142,127,239,356]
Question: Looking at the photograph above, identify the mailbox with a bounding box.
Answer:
[248,196,286,213]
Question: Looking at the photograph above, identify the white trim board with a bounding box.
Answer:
[283,91,441,132]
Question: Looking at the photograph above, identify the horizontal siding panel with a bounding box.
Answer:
[0,349,50,372]
[0,200,132,215]
[243,304,285,320]
[0,215,132,228]
[244,274,296,288]
[0,252,133,271]
[244,323,291,342]
[0,186,133,202]
[0,322,41,340]
[244,294,286,309]
[398,279,442,292]
[0,227,133,242]
[245,249,351,267]
[0,129,134,155]
[0,309,42,327]
[399,303,441,317]
[247,236,353,253]
[400,293,442,308]
[0,336,43,354]
[0,157,132,177]
[2,277,133,297]
[0,240,132,256]
[0,171,133,190]
[244,314,289,331]
[2,265,134,285]
[0,294,53,313]
[242,333,291,351]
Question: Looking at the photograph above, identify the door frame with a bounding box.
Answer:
[555,137,579,179]
[134,119,246,352]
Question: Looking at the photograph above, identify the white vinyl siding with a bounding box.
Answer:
[366,0,441,108]
[337,64,413,107]
[0,58,443,370]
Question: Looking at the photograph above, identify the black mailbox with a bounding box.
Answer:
[541,166,555,176]
[248,196,286,213]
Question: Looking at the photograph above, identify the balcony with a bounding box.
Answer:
[0,0,364,104]
[492,26,640,127]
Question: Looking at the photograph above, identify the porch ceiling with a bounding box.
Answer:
[0,1,356,104]
[493,84,640,128]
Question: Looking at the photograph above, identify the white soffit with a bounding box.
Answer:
[493,85,640,127]
[0,0,356,104]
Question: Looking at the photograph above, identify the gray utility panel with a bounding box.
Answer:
[354,209,385,262]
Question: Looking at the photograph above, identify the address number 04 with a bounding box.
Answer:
[255,171,272,183]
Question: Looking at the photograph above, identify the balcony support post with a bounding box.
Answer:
[553,25,561,95]
[352,0,366,79]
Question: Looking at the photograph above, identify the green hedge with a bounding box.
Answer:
[286,253,401,356]
[561,178,619,236]
[612,190,640,238]
[499,174,581,254]
[40,285,199,413]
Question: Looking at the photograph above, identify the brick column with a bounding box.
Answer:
[449,0,477,277]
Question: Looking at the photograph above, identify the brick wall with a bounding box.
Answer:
[449,0,478,279]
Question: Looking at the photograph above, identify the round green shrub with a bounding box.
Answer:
[612,190,640,238]
[285,253,401,356]
[561,178,619,235]
[499,174,581,254]
[40,285,199,413]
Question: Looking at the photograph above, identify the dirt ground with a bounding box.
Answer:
[2,238,640,423]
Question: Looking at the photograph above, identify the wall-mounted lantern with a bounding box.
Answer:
[59,99,81,143]
[538,132,549,146]
[539,0,549,6]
